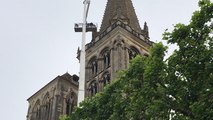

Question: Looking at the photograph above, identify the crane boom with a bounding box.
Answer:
[75,0,97,107]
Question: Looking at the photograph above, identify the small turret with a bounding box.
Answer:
[143,22,149,38]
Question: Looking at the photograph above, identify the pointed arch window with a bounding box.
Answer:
[103,73,111,86]
[66,97,74,115]
[129,47,140,60]
[86,57,98,79]
[92,60,98,74]
[43,102,50,120]
[103,51,110,68]
[42,93,51,120]
[66,92,77,116]
[89,81,98,96]
[88,57,98,75]
[100,48,111,70]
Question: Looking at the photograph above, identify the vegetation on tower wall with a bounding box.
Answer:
[61,0,213,119]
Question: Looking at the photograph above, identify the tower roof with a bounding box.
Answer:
[100,0,142,33]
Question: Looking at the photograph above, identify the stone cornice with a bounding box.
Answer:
[86,20,153,51]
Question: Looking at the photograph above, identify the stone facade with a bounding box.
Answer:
[27,73,79,120]
[84,22,152,97]
[27,0,153,119]
[84,0,152,97]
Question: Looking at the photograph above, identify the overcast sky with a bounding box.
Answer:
[0,0,200,119]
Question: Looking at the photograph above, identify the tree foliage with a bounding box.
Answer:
[62,0,213,119]
[162,0,213,119]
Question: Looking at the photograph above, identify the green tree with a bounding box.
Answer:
[61,0,213,119]
[163,0,213,119]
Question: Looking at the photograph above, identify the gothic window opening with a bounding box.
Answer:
[87,56,99,77]
[42,93,50,120]
[65,92,76,116]
[129,47,140,60]
[35,106,40,120]
[92,60,98,74]
[103,51,110,68]
[89,81,98,96]
[66,98,74,116]
[103,73,111,86]
[43,102,50,120]
[66,100,70,115]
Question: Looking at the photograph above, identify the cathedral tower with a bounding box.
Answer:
[27,0,153,119]
[84,0,153,97]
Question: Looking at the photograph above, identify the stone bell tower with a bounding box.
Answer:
[27,1,153,120]
[83,0,153,97]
